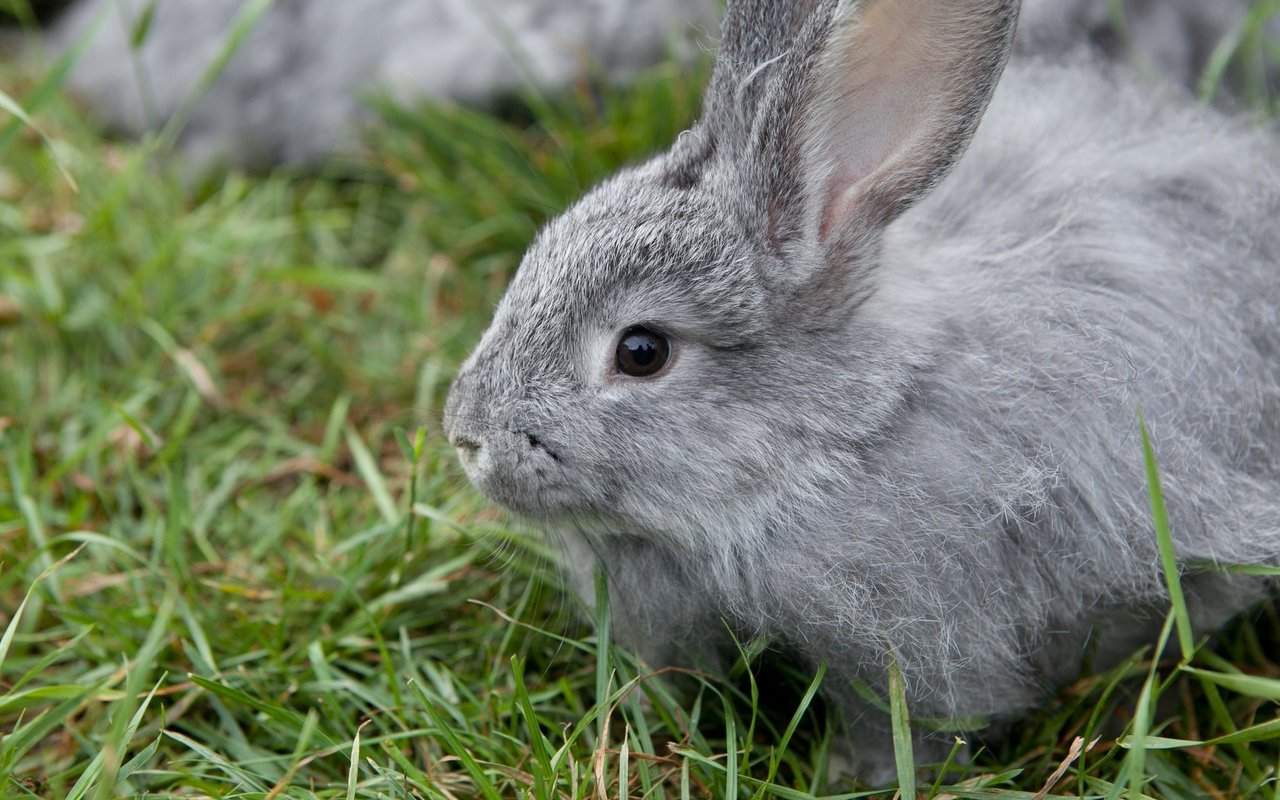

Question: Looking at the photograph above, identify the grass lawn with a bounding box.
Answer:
[2,9,1280,798]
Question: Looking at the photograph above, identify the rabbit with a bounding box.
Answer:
[39,0,1276,169]
[444,0,1280,783]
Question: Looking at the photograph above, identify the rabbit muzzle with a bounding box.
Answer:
[444,367,575,517]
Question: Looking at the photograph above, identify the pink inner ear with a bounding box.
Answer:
[807,0,992,242]
[820,167,866,242]
[818,114,923,242]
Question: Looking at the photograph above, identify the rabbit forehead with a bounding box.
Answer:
[509,170,770,335]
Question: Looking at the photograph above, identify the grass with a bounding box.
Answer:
[1,7,1280,799]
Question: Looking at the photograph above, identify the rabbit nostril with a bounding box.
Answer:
[452,435,482,454]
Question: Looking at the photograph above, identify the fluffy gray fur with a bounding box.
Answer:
[43,0,1276,168]
[445,0,1280,782]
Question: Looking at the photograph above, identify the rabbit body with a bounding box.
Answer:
[446,0,1280,777]
[44,0,1275,168]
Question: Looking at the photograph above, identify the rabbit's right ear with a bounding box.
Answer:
[707,0,1020,300]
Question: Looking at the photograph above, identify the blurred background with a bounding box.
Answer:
[0,1,1278,797]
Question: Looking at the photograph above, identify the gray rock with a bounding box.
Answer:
[48,0,720,168]
[43,0,1277,169]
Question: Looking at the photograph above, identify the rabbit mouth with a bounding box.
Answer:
[452,431,587,518]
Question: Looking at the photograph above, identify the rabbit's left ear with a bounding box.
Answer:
[749,0,1020,281]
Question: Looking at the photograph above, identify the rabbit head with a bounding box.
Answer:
[445,0,1021,545]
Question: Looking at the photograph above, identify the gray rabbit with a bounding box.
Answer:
[445,0,1280,781]
[42,0,1277,169]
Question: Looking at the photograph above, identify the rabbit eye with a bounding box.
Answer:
[616,327,671,378]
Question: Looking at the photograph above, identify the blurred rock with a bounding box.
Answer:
[37,0,1279,170]
[47,0,720,170]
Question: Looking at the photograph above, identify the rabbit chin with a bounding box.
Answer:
[468,460,682,538]
[488,488,589,522]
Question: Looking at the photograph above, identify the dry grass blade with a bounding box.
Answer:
[1033,737,1099,800]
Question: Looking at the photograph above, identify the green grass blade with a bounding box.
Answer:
[1138,412,1195,661]
[511,655,553,798]
[724,689,740,799]
[163,729,272,793]
[889,652,917,800]
[1117,613,1176,800]
[755,663,827,799]
[346,722,366,800]
[345,424,400,525]
[407,679,504,800]
[1182,667,1280,701]
[0,546,84,671]
[0,87,77,190]
[593,567,613,726]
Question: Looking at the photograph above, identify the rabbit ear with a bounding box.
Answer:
[709,0,824,102]
[717,0,1020,294]
[804,0,1019,229]
[701,1,824,153]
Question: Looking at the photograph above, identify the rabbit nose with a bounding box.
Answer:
[451,432,481,452]
[443,366,487,453]
[451,432,483,468]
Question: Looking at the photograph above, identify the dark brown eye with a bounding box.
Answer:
[616,327,671,378]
